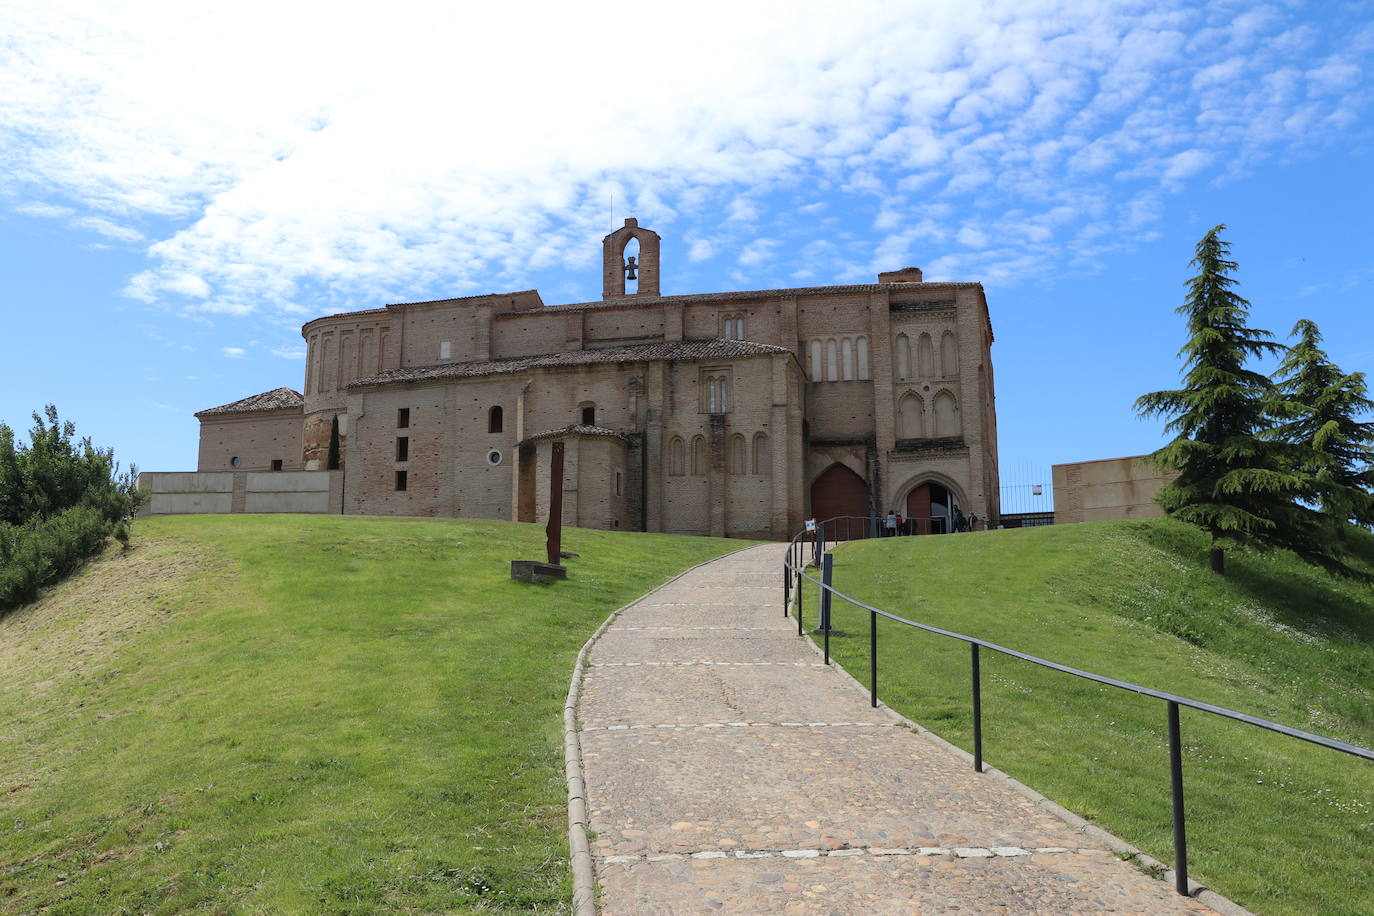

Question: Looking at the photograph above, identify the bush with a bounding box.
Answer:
[0,406,143,610]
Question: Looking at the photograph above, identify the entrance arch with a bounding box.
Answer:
[809,464,870,535]
[901,476,967,535]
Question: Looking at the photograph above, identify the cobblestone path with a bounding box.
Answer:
[577,543,1217,915]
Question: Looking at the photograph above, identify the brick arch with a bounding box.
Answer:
[895,473,968,535]
[809,463,871,529]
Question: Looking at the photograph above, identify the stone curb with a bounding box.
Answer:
[790,578,1256,916]
[562,542,771,916]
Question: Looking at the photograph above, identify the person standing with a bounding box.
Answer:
[885,509,897,537]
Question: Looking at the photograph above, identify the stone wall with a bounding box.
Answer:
[1051,456,1177,523]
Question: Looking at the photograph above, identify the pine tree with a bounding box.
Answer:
[1135,225,1317,575]
[1270,319,1374,537]
[327,415,341,470]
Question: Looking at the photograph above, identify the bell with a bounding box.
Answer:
[624,256,638,280]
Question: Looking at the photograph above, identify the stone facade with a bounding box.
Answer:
[196,220,1001,539]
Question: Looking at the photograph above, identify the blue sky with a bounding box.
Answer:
[2,0,1371,494]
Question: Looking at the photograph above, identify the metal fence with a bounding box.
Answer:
[781,515,1374,898]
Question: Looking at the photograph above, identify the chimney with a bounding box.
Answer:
[878,267,923,284]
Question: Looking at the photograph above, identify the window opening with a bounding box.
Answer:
[396,437,409,462]
[615,470,624,496]
[397,408,410,428]
[230,456,241,468]
[439,340,451,360]
[489,405,503,434]
[581,405,596,426]
[395,470,408,491]
[271,459,283,471]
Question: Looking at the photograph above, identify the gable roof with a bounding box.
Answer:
[347,338,790,390]
[195,387,304,418]
[520,424,627,444]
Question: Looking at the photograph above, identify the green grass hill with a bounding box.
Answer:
[0,515,747,914]
[819,519,1374,916]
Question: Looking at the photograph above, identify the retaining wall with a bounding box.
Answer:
[137,470,343,516]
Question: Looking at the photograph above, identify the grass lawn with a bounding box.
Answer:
[813,519,1374,916]
[0,514,749,914]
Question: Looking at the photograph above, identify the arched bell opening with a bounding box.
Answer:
[622,237,640,296]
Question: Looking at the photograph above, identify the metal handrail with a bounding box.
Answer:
[780,515,1373,898]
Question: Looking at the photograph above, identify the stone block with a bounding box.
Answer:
[510,560,567,583]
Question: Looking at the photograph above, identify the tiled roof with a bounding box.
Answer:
[347,338,791,389]
[512,281,984,315]
[521,424,627,443]
[195,387,304,418]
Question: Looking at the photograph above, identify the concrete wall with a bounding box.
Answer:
[138,471,343,516]
[1052,456,1178,523]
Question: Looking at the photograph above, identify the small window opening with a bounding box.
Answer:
[396,436,409,461]
[230,456,241,468]
[397,408,410,428]
[439,340,451,360]
[615,470,623,497]
[489,405,503,433]
[271,459,283,471]
[582,406,596,426]
[395,470,408,491]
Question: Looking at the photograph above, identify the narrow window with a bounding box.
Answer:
[395,470,408,491]
[691,436,706,476]
[615,470,624,496]
[669,437,686,476]
[808,339,822,380]
[917,333,934,377]
[896,334,911,380]
[396,436,409,461]
[857,336,870,379]
[707,378,718,413]
[271,459,283,471]
[730,434,746,475]
[439,340,451,360]
[488,405,503,434]
[733,318,745,339]
[397,408,410,429]
[841,338,855,380]
[752,432,769,475]
[581,405,596,426]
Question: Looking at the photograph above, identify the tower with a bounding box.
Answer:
[602,218,661,299]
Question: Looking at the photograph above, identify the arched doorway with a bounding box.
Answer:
[810,464,870,537]
[905,481,957,535]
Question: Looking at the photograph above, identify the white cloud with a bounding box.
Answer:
[221,347,247,359]
[0,0,1365,312]
[271,346,306,360]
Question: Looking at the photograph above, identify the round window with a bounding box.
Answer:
[487,450,503,466]
[230,456,241,467]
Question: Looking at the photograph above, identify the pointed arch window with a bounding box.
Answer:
[899,392,925,439]
[917,333,934,378]
[691,435,706,476]
[730,434,747,475]
[895,333,911,380]
[934,390,959,437]
[941,330,958,377]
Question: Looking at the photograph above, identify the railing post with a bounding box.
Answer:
[783,558,790,617]
[1168,701,1189,895]
[820,553,833,664]
[869,608,878,707]
[971,643,983,773]
[796,569,804,636]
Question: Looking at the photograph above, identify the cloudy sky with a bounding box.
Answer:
[2,0,1371,495]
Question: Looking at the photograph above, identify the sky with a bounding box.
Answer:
[2,0,1371,499]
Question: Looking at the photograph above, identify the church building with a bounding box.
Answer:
[195,220,1001,539]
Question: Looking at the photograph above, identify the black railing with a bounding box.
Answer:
[781,516,1374,898]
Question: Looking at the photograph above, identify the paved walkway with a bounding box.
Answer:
[576,544,1217,915]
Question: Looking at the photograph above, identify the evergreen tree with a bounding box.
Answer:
[1270,319,1374,536]
[1135,225,1320,575]
[327,415,341,470]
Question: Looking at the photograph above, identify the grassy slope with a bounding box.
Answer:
[0,515,749,915]
[818,519,1374,916]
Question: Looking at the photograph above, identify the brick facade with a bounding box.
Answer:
[196,219,1000,539]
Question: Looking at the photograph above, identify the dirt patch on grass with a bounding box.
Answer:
[0,533,228,695]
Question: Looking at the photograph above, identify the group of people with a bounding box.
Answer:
[881,507,980,536]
